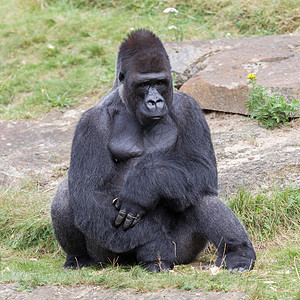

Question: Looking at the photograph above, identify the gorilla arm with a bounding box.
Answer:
[114,92,218,229]
[68,105,116,237]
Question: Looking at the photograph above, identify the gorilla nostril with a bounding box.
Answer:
[147,99,164,109]
[146,100,160,111]
[156,99,164,109]
[148,100,156,106]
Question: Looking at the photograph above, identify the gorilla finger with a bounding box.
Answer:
[131,214,142,227]
[114,210,127,227]
[115,201,121,210]
[123,213,135,230]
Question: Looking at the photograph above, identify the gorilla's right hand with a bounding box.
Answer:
[113,198,144,230]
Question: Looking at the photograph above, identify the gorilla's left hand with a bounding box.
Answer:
[113,198,144,230]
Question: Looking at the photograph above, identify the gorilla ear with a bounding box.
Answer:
[119,72,125,83]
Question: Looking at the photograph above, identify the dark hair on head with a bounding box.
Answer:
[118,29,171,73]
[120,29,164,53]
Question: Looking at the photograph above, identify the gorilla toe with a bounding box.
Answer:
[63,255,98,269]
[215,252,255,271]
[143,261,173,272]
[215,242,256,272]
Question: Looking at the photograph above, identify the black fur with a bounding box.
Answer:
[51,29,256,272]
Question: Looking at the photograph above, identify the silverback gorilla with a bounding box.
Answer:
[51,29,256,272]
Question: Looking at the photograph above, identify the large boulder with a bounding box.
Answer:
[165,33,300,114]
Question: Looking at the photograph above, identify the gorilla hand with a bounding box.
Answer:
[115,210,142,230]
[113,198,144,230]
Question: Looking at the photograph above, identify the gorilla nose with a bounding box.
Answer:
[146,99,164,111]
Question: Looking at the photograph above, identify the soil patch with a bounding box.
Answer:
[1,108,299,196]
[0,284,246,300]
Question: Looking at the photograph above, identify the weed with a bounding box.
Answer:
[228,186,300,241]
[41,88,77,109]
[0,180,57,253]
[163,7,184,41]
[245,73,299,129]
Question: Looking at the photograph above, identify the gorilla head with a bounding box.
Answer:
[117,29,173,126]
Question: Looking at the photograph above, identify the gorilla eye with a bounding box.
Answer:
[157,79,167,86]
[139,82,149,88]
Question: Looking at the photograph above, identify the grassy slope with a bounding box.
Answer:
[0,0,299,119]
[0,0,299,298]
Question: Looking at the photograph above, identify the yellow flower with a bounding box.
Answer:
[247,73,257,80]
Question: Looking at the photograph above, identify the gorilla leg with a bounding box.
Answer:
[86,221,176,272]
[51,179,96,268]
[135,224,176,272]
[194,195,256,270]
[171,218,208,265]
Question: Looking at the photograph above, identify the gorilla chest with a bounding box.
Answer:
[108,113,178,163]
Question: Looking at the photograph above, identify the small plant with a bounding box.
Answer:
[245,73,299,129]
[41,88,77,110]
[163,7,184,41]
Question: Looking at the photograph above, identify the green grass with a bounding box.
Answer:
[0,182,299,298]
[0,0,299,119]
[229,186,300,241]
[1,245,299,298]
[0,241,299,298]
[0,180,57,253]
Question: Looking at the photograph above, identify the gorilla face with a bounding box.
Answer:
[132,71,172,126]
[118,50,173,127]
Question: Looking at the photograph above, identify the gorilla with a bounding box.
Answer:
[51,29,256,272]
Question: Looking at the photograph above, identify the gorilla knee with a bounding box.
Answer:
[51,179,71,221]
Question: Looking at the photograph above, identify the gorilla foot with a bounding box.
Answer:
[63,255,98,269]
[215,250,256,272]
[143,261,173,272]
[215,242,256,272]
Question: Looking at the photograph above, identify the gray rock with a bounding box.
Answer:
[165,33,300,114]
